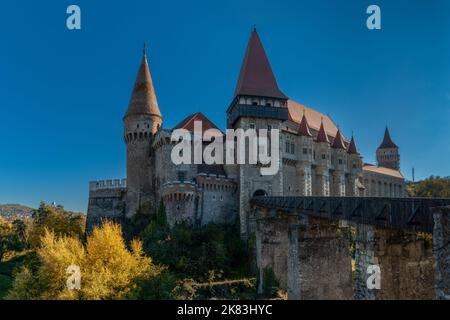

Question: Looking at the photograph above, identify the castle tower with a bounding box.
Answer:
[296,111,313,196]
[314,120,331,196]
[123,45,163,217]
[376,127,400,170]
[330,128,347,196]
[227,28,289,237]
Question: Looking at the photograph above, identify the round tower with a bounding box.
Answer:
[124,45,163,217]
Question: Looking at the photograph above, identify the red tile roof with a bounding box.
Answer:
[316,120,330,143]
[287,100,346,142]
[234,29,288,100]
[297,112,313,137]
[363,163,403,179]
[347,136,358,154]
[125,47,162,119]
[174,112,222,135]
[331,129,346,149]
[378,127,398,149]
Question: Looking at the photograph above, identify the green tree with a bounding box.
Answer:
[28,203,85,248]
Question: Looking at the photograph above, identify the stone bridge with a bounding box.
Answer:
[250,196,450,300]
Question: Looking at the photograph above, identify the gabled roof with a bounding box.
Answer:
[125,46,162,119]
[378,127,398,149]
[234,29,288,100]
[347,136,358,154]
[174,112,222,134]
[297,112,313,137]
[331,129,346,149]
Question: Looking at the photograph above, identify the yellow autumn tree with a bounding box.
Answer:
[6,221,162,300]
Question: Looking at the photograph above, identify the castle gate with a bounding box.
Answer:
[251,196,450,300]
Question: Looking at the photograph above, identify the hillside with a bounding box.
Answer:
[0,204,34,221]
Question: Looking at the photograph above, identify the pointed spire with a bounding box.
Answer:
[378,127,398,149]
[331,128,346,149]
[347,135,358,154]
[234,29,288,100]
[316,118,329,143]
[125,44,162,119]
[298,110,312,137]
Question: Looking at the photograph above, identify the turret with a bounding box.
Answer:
[124,44,163,217]
[296,111,313,195]
[330,128,347,196]
[314,119,331,196]
[346,134,363,196]
[376,127,400,170]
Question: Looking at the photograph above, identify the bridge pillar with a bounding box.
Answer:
[433,206,450,300]
[354,225,435,299]
[255,208,295,295]
[354,224,377,300]
[287,216,353,300]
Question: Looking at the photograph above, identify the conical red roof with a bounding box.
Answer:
[298,112,312,137]
[234,29,288,100]
[378,127,398,149]
[125,46,162,119]
[347,135,358,154]
[316,120,329,143]
[331,129,346,149]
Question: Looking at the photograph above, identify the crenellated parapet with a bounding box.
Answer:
[89,179,127,191]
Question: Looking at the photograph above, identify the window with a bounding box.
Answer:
[249,123,255,129]
[268,125,272,131]
[303,148,308,155]
[338,158,343,165]
[290,143,295,154]
[266,102,272,106]
[322,154,326,160]
[178,171,186,182]
[285,141,290,153]
[252,101,258,106]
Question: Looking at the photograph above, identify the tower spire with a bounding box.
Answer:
[298,110,312,137]
[378,127,398,149]
[124,46,162,119]
[234,28,288,99]
[331,128,346,149]
[316,118,329,143]
[347,134,358,154]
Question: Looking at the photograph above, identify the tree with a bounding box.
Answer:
[28,203,85,248]
[6,221,162,300]
[0,217,22,262]
[407,176,450,198]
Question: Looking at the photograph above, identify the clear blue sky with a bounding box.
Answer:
[0,0,449,212]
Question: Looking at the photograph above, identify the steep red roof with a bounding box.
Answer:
[316,120,329,143]
[297,112,312,137]
[125,45,162,119]
[331,129,346,149]
[174,112,222,134]
[347,135,358,154]
[378,127,398,149]
[234,29,288,100]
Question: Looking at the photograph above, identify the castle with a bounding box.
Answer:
[86,29,406,237]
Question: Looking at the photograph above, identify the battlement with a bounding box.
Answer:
[89,179,127,191]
